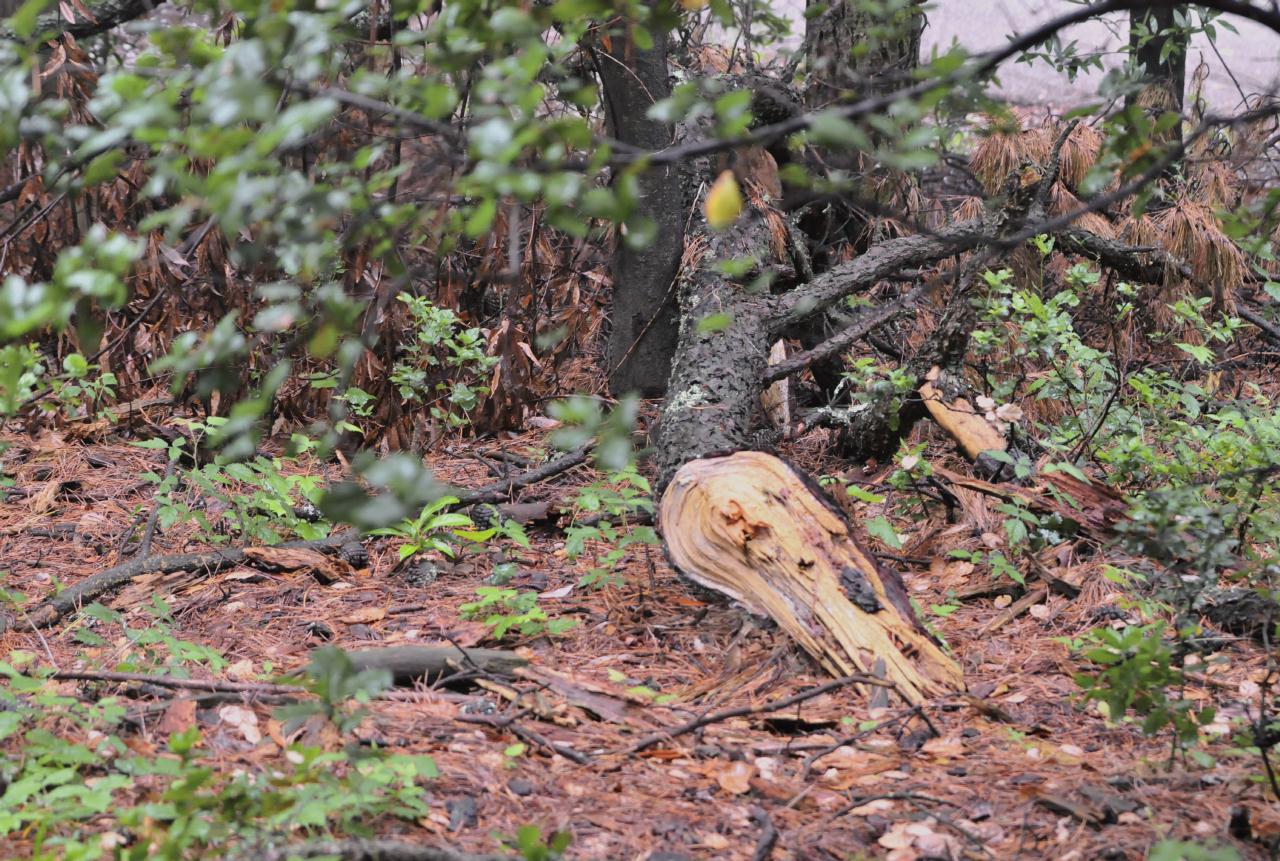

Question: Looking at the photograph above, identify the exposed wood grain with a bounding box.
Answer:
[660,451,963,703]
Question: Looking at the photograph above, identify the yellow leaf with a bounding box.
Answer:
[705,170,743,230]
[680,0,709,8]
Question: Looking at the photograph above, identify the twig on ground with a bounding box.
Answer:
[251,838,513,861]
[454,444,592,508]
[749,806,779,861]
[14,531,353,631]
[457,709,591,765]
[135,457,179,558]
[626,673,890,754]
[44,669,300,695]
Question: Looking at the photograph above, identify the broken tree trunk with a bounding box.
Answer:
[653,196,980,701]
[661,451,962,702]
[652,129,1089,698]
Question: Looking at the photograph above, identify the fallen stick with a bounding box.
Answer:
[627,672,889,754]
[45,670,299,695]
[457,710,590,765]
[343,645,527,686]
[979,586,1049,635]
[749,806,779,861]
[252,839,513,861]
[453,444,592,508]
[16,532,355,630]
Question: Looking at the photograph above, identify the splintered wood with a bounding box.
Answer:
[660,451,963,703]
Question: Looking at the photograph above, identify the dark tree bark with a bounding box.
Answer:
[1128,5,1189,114]
[597,18,685,398]
[794,1,926,389]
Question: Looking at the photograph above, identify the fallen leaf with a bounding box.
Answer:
[702,833,730,850]
[218,705,262,744]
[879,821,915,850]
[343,606,387,624]
[158,699,197,736]
[715,760,754,795]
[242,546,351,583]
[920,735,965,760]
[226,659,255,680]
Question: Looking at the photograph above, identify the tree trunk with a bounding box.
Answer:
[652,194,981,700]
[597,19,685,398]
[651,137,1077,697]
[1128,6,1189,114]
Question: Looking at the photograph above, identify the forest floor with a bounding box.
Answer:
[2,394,1278,861]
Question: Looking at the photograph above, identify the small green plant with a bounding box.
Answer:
[562,465,659,589]
[499,824,572,861]
[276,645,393,734]
[0,342,41,415]
[135,422,331,545]
[1147,839,1241,861]
[1068,621,1218,751]
[0,646,444,859]
[367,496,528,565]
[43,352,117,419]
[460,586,576,640]
[75,599,228,673]
[390,292,497,428]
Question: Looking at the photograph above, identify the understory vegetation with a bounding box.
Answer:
[1,0,1280,859]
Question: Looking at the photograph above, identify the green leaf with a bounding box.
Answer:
[865,516,902,549]
[1175,342,1214,365]
[696,312,732,334]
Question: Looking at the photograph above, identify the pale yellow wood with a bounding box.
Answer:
[919,367,1006,461]
[660,452,964,703]
[760,339,792,434]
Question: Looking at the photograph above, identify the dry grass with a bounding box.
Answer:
[1190,157,1239,209]
[970,112,1101,195]
[1057,121,1103,190]
[1049,182,1114,238]
[950,195,986,225]
[970,110,1052,195]
[1153,196,1247,311]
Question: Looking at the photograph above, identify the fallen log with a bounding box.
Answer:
[343,645,526,685]
[660,451,963,703]
[648,154,1074,696]
[648,166,989,698]
[918,366,1007,465]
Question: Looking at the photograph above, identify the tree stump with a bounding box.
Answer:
[660,451,963,703]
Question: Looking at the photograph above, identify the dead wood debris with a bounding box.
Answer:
[4,424,1280,859]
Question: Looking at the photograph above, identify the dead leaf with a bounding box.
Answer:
[701,833,730,850]
[242,546,350,583]
[343,606,387,624]
[226,659,255,680]
[920,735,965,760]
[158,699,197,735]
[218,705,261,744]
[715,760,754,795]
